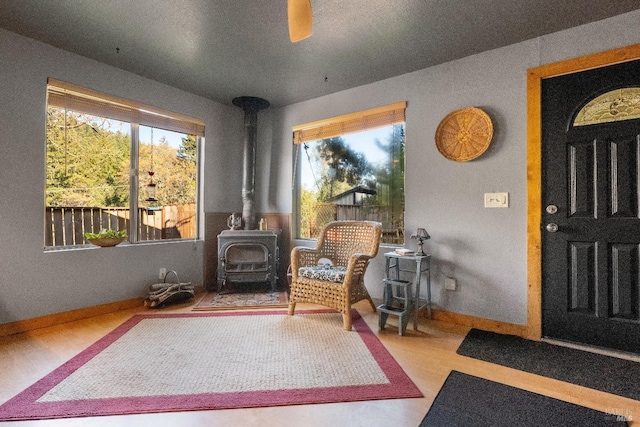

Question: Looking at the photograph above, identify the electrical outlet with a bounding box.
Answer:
[159,268,167,280]
[445,276,457,291]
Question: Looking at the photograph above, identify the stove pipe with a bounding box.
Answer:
[232,96,270,230]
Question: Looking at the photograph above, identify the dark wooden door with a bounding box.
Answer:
[542,59,640,354]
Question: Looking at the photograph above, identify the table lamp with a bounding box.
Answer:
[411,228,430,256]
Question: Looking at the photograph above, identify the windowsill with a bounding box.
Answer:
[292,238,403,249]
[44,238,201,253]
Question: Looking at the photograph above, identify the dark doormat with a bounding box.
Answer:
[457,328,640,401]
[419,371,628,427]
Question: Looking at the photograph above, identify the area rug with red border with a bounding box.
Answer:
[0,309,422,421]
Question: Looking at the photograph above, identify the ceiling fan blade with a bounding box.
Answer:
[288,0,312,43]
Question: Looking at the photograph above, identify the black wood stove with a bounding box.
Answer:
[215,96,279,292]
[216,230,279,291]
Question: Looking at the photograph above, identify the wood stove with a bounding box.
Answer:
[215,96,279,292]
[217,230,279,291]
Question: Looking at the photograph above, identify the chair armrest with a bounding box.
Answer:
[291,247,321,280]
[340,253,374,288]
[348,253,373,263]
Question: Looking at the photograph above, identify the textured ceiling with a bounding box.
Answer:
[1,0,639,107]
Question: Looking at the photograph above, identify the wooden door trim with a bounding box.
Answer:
[526,43,640,340]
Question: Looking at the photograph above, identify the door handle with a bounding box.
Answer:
[546,223,559,233]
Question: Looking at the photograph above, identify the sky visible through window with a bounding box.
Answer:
[301,127,392,191]
[105,122,185,149]
[139,127,185,149]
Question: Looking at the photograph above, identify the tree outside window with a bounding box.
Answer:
[45,81,202,247]
[297,124,405,245]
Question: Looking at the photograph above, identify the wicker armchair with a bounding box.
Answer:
[288,220,382,330]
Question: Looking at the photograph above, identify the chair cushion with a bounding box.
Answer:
[298,265,347,283]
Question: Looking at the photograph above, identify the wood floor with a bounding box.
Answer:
[1,299,638,427]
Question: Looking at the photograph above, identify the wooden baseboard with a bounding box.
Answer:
[427,308,529,338]
[3,298,528,339]
[0,298,145,337]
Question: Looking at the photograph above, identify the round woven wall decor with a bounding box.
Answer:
[435,107,493,161]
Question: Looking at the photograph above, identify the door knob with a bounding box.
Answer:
[546,204,558,214]
[546,223,559,233]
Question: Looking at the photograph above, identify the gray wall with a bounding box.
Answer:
[269,10,640,326]
[2,9,640,326]
[0,28,243,324]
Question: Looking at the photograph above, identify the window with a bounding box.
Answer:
[574,87,640,126]
[293,102,406,245]
[45,79,204,247]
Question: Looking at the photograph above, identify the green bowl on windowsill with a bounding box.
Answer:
[84,229,127,247]
[87,237,126,247]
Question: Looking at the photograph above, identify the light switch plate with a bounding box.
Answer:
[484,192,509,208]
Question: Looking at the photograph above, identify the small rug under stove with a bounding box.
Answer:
[193,283,288,311]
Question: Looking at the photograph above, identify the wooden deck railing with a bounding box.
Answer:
[44,203,196,247]
[305,203,404,244]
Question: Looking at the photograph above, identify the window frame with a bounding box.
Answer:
[292,102,407,243]
[45,79,204,248]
